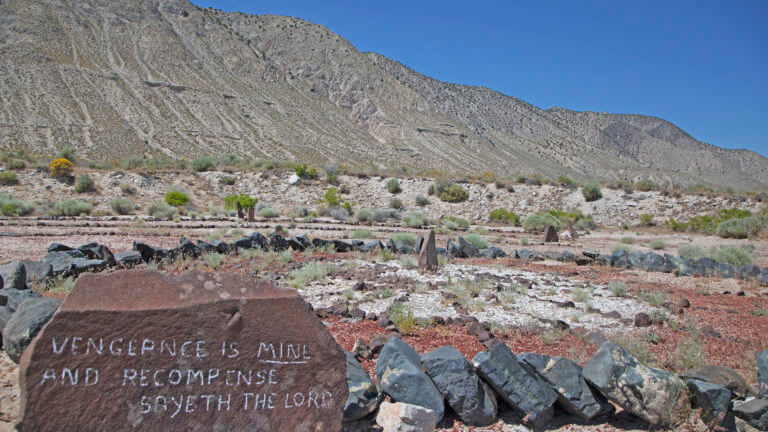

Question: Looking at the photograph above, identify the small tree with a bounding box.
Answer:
[224,193,258,210]
[49,158,74,179]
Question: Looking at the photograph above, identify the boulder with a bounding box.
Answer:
[209,239,235,254]
[418,230,439,271]
[471,342,557,429]
[114,251,143,267]
[594,255,611,266]
[686,379,736,431]
[286,237,306,252]
[0,261,27,290]
[627,251,645,269]
[422,346,497,426]
[359,240,383,253]
[77,242,117,265]
[132,241,165,262]
[332,240,353,253]
[269,234,288,252]
[641,252,666,272]
[675,257,700,277]
[517,353,613,421]
[759,350,768,399]
[733,398,768,431]
[610,249,630,268]
[195,240,217,254]
[680,365,756,399]
[479,247,506,259]
[376,401,436,432]
[697,257,719,276]
[294,235,313,250]
[446,241,460,258]
[717,262,736,279]
[575,256,594,266]
[634,312,652,327]
[249,232,269,249]
[387,238,418,255]
[343,352,381,421]
[759,269,768,287]
[233,237,254,250]
[0,287,42,344]
[288,173,301,185]
[20,260,54,284]
[542,225,558,242]
[312,238,333,250]
[458,237,480,258]
[3,297,62,363]
[376,338,445,422]
[583,341,685,425]
[41,251,76,276]
[518,249,545,261]
[46,243,73,252]
[70,258,108,275]
[556,251,575,262]
[737,264,761,281]
[171,238,199,259]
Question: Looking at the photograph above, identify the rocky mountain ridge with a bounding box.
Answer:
[0,0,766,190]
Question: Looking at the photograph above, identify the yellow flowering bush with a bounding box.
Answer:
[49,158,74,179]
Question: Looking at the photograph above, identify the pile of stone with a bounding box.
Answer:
[343,335,768,431]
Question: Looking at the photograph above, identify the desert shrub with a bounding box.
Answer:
[639,214,655,226]
[53,199,92,216]
[677,244,706,260]
[634,178,657,191]
[710,245,754,267]
[581,181,602,201]
[431,178,453,196]
[355,207,373,222]
[110,198,134,215]
[621,236,635,244]
[415,195,429,206]
[386,178,401,194]
[556,175,576,186]
[294,163,317,179]
[389,197,403,209]
[522,213,563,231]
[121,156,145,170]
[202,252,226,270]
[389,302,416,335]
[441,215,470,230]
[0,172,18,185]
[328,207,349,221]
[223,193,258,210]
[74,174,95,193]
[49,158,74,179]
[391,232,418,247]
[57,145,76,162]
[191,156,216,172]
[258,206,278,218]
[148,202,177,218]
[716,216,762,239]
[403,212,428,227]
[352,229,373,239]
[287,262,339,287]
[462,233,489,249]
[120,184,136,195]
[0,193,34,216]
[165,190,190,207]
[440,184,469,203]
[664,218,689,232]
[611,243,632,254]
[649,239,666,250]
[489,208,520,225]
[6,159,25,170]
[324,187,351,211]
[373,208,399,222]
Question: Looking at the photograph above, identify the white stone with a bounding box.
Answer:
[288,174,301,185]
[376,401,437,432]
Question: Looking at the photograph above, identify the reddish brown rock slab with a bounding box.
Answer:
[18,270,347,432]
[417,230,438,271]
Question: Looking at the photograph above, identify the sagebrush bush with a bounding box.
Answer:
[53,199,92,216]
[677,244,706,260]
[462,233,489,249]
[74,174,96,193]
[121,156,145,170]
[441,216,470,230]
[386,178,401,194]
[639,214,655,226]
[710,245,754,267]
[258,207,278,218]
[431,178,453,196]
[328,207,349,221]
[49,158,74,179]
[165,190,190,207]
[415,195,429,206]
[621,236,635,244]
[110,198,134,215]
[649,239,666,250]
[391,232,418,247]
[716,216,762,239]
[7,159,25,170]
[223,193,258,210]
[489,208,520,225]
[355,207,373,222]
[0,172,18,185]
[440,184,469,203]
[389,197,403,209]
[403,212,428,227]
[556,175,576,186]
[634,178,657,191]
[373,208,399,222]
[57,146,76,162]
[581,181,602,201]
[191,157,216,172]
[0,193,34,216]
[522,213,563,231]
[148,202,177,218]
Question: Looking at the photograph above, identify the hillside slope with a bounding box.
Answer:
[0,0,765,189]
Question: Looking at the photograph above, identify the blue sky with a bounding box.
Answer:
[192,0,768,157]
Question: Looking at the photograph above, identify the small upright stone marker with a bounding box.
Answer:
[236,201,244,219]
[542,225,558,243]
[418,230,438,271]
[18,270,348,432]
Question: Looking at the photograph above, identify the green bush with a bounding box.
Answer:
[621,236,635,244]
[522,213,563,231]
[74,174,95,193]
[556,175,576,186]
[165,190,190,207]
[710,245,754,267]
[223,193,258,210]
[489,208,520,225]
[546,209,595,230]
[442,216,470,230]
[0,172,18,185]
[716,216,762,239]
[677,244,706,260]
[440,184,469,203]
[324,187,351,211]
[121,156,145,170]
[0,193,34,216]
[431,178,453,196]
[258,207,278,218]
[352,229,373,239]
[403,212,428,227]
[57,145,76,162]
[7,159,25,170]
[415,195,429,206]
[611,243,632,254]
[634,178,657,191]
[462,234,488,249]
[664,218,689,232]
[294,164,317,179]
[373,208,399,222]
[389,197,403,209]
[581,181,602,201]
[355,208,373,222]
[53,199,92,216]
[391,232,418,247]
[639,214,655,226]
[191,157,216,172]
[110,198,134,215]
[148,202,177,218]
[386,178,401,194]
[649,239,666,250]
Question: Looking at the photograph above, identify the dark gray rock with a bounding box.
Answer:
[518,249,545,261]
[675,257,700,277]
[759,269,768,287]
[343,352,381,421]
[209,239,235,254]
[233,237,254,249]
[641,252,666,272]
[115,251,143,267]
[249,232,269,249]
[41,251,75,276]
[312,238,332,250]
[172,238,200,259]
[471,342,556,429]
[583,341,685,425]
[46,243,73,252]
[20,261,53,284]
[0,287,42,344]
[662,254,679,273]
[359,240,383,253]
[733,398,768,431]
[286,237,306,252]
[575,256,594,266]
[195,240,216,254]
[697,258,719,276]
[610,249,630,268]
[478,247,506,259]
[594,255,611,266]
[517,353,613,421]
[3,297,62,363]
[422,346,497,426]
[681,365,756,399]
[627,251,645,269]
[686,379,736,431]
[375,338,445,422]
[77,242,117,265]
[70,258,107,275]
[542,225,558,242]
[737,265,761,281]
[759,350,768,399]
[582,250,599,259]
[332,240,353,253]
[132,241,164,262]
[447,241,460,258]
[294,235,313,250]
[386,238,418,254]
[269,234,288,251]
[458,237,480,258]
[0,261,26,290]
[557,251,575,262]
[717,262,737,279]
